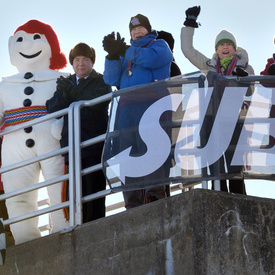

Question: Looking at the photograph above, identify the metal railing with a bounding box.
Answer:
[0,105,76,228]
[0,72,274,237]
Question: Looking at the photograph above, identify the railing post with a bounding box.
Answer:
[74,103,83,225]
[198,74,209,189]
[68,103,76,227]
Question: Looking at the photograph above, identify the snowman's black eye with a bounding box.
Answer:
[33,34,41,40]
[16,37,23,42]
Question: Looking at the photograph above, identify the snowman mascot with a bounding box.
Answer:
[0,19,69,244]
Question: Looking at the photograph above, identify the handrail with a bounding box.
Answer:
[0,174,69,201]
[0,147,68,174]
[0,72,274,241]
[6,201,70,226]
[73,93,112,225]
[0,102,77,229]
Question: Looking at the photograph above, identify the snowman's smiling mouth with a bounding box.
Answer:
[20,51,42,59]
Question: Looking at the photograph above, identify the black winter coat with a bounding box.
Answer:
[46,70,112,163]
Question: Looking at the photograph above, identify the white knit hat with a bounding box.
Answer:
[215,29,237,50]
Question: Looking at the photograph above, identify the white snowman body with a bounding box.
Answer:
[0,22,69,244]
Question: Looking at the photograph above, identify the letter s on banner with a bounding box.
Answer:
[107,94,183,183]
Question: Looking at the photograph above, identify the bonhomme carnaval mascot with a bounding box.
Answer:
[0,19,69,244]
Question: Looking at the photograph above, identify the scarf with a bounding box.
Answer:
[216,55,238,75]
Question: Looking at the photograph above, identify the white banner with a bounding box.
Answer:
[103,71,275,191]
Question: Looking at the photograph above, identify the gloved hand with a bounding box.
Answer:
[56,75,75,99]
[102,31,116,53]
[268,63,275,75]
[105,31,115,40]
[102,32,128,60]
[232,67,249,77]
[184,6,201,28]
[116,32,129,56]
[56,75,75,91]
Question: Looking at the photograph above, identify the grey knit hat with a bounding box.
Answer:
[215,30,237,50]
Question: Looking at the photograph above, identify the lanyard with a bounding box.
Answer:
[126,61,133,76]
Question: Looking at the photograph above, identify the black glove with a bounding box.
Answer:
[232,67,249,77]
[102,31,115,53]
[102,32,128,60]
[105,31,115,40]
[116,32,129,56]
[268,63,275,75]
[184,6,201,28]
[56,75,75,97]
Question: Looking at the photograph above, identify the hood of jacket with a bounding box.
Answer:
[130,30,158,48]
[207,46,250,69]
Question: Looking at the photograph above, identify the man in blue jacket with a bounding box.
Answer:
[103,14,173,209]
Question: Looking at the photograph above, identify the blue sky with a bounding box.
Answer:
[2,0,275,77]
[1,0,275,201]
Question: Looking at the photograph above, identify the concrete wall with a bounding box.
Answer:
[0,189,274,275]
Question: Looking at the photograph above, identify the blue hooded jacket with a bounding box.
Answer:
[103,30,173,89]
